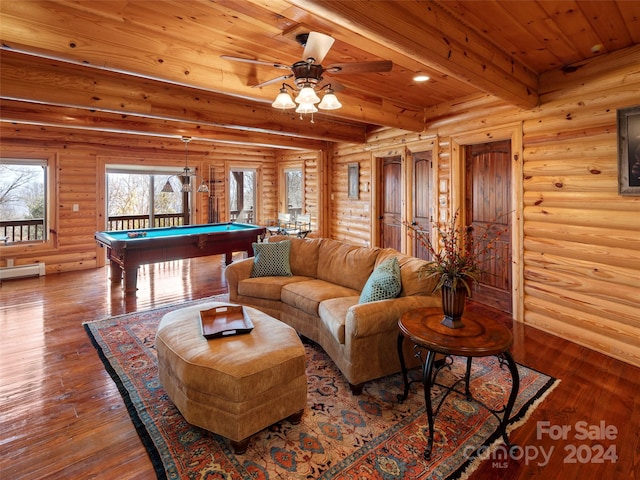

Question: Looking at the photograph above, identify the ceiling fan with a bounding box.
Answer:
[221,32,392,113]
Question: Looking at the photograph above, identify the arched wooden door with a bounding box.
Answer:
[379,156,402,251]
[465,140,512,313]
[412,150,432,260]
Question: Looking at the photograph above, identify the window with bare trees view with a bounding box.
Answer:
[106,167,185,230]
[285,168,303,218]
[0,159,47,243]
[229,169,255,224]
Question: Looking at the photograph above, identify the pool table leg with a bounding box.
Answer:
[108,261,122,283]
[225,251,233,265]
[123,266,139,294]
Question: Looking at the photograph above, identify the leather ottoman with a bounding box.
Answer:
[156,302,307,453]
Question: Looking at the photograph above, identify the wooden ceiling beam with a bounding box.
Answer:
[282,0,539,109]
[0,123,285,156]
[0,100,325,150]
[0,50,368,145]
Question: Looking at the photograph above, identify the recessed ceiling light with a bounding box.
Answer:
[591,44,604,54]
[413,74,430,82]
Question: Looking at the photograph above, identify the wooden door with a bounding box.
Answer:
[380,156,402,250]
[465,140,512,313]
[412,150,432,260]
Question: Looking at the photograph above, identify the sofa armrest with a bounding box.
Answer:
[224,257,254,301]
[346,295,442,339]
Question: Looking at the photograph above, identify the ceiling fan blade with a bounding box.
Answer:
[252,74,293,89]
[325,60,393,74]
[220,55,290,70]
[302,32,335,63]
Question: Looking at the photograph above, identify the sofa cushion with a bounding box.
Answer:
[318,296,359,344]
[238,276,312,300]
[268,236,323,277]
[317,239,380,291]
[289,237,323,277]
[281,279,359,317]
[251,240,292,277]
[359,257,401,303]
[376,248,437,296]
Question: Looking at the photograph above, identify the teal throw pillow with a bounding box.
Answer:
[250,240,292,277]
[359,257,402,303]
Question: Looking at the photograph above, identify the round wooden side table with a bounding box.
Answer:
[397,307,520,459]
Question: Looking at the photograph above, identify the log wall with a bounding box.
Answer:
[329,46,640,367]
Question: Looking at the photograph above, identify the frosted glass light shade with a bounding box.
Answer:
[272,91,296,109]
[295,102,318,114]
[318,92,342,110]
[295,86,320,104]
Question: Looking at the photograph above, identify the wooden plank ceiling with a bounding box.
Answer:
[1,0,639,151]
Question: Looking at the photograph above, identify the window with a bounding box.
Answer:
[284,168,303,218]
[0,158,47,244]
[229,169,256,224]
[106,167,186,230]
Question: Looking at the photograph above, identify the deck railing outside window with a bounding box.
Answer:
[0,219,45,244]
[229,210,254,224]
[106,213,184,231]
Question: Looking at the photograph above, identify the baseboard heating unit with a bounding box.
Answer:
[0,263,46,280]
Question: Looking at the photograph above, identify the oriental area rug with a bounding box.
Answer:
[84,295,559,480]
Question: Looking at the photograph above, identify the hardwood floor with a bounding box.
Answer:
[1,256,638,479]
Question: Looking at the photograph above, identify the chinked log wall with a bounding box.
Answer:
[0,140,277,274]
[329,45,640,367]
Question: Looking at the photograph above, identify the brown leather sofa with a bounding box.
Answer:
[225,236,441,394]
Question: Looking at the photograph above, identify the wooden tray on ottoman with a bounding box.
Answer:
[199,304,254,339]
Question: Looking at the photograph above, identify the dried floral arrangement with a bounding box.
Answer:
[406,210,507,295]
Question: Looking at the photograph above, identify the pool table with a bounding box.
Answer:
[95,222,265,294]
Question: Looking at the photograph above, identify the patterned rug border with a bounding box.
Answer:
[454,376,560,480]
[84,295,560,480]
[83,295,229,480]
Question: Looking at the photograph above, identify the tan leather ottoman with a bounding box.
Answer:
[156,302,307,454]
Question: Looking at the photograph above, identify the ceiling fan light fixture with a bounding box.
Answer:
[295,85,320,104]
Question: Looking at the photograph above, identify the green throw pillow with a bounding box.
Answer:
[359,257,402,303]
[250,240,292,277]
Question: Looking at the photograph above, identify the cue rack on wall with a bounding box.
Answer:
[207,165,224,223]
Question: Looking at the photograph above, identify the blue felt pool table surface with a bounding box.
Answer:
[100,222,258,240]
[95,222,265,294]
